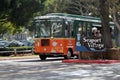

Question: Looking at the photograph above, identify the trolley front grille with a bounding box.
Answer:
[41,39,50,46]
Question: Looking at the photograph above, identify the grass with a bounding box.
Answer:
[8,46,33,49]
[117,47,120,48]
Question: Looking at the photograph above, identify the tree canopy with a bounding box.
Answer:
[0,0,45,36]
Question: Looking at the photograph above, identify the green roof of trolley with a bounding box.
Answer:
[34,13,114,25]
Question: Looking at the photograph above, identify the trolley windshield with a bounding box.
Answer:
[35,18,64,38]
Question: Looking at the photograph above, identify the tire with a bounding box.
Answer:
[39,55,47,60]
[64,49,72,59]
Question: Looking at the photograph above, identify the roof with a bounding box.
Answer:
[34,13,114,25]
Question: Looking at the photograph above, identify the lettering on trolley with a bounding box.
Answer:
[51,23,62,34]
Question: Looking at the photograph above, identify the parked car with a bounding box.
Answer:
[0,39,8,50]
[20,40,34,46]
[7,40,24,47]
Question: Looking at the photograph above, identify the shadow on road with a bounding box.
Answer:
[17,58,64,62]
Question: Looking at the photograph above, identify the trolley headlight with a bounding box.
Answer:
[52,42,57,46]
[60,43,63,46]
[44,48,47,51]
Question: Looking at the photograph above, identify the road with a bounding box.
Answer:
[0,57,120,80]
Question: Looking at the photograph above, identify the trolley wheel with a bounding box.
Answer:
[64,49,72,59]
[39,55,47,60]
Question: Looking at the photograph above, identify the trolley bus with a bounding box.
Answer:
[34,13,115,60]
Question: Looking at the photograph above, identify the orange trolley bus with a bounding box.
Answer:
[34,13,115,60]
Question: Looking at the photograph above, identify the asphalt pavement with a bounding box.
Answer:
[0,57,120,80]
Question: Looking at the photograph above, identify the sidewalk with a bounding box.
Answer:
[0,55,38,61]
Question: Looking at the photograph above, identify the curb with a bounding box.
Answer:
[62,59,120,64]
[0,56,38,61]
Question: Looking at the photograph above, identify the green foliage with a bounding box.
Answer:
[0,21,14,34]
[43,0,68,14]
[65,0,99,16]
[9,46,33,49]
[0,0,46,35]
[9,0,44,26]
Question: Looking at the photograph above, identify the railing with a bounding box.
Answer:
[0,48,34,56]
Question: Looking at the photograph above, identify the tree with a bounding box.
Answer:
[109,0,120,46]
[9,0,45,26]
[0,0,46,37]
[65,0,99,16]
[43,0,68,14]
[0,0,16,37]
[99,0,112,48]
